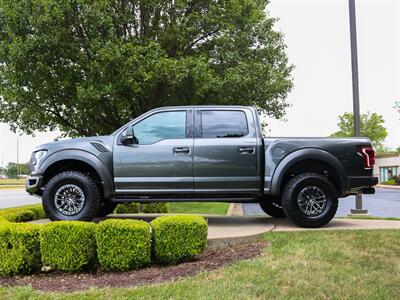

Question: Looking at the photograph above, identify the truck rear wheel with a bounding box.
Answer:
[42,171,101,221]
[281,172,338,228]
[258,196,286,218]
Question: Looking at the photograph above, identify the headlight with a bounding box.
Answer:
[31,150,47,170]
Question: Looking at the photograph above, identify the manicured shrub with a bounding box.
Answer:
[0,222,42,276]
[0,205,46,223]
[114,202,169,214]
[28,205,46,220]
[143,202,168,213]
[115,203,139,214]
[0,210,36,223]
[96,219,151,271]
[40,221,96,272]
[151,215,208,264]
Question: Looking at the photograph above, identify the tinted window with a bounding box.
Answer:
[201,110,248,138]
[133,111,186,144]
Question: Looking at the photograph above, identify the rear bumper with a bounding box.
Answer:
[348,176,378,188]
[344,176,378,195]
[25,175,43,195]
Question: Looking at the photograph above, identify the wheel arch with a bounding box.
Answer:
[39,150,114,199]
[270,148,347,196]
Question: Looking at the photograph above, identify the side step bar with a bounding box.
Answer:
[111,197,257,203]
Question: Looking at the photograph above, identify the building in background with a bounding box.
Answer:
[373,153,400,182]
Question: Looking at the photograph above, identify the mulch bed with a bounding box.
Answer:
[0,241,267,292]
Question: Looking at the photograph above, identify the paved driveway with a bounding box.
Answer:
[0,189,41,209]
[244,188,400,218]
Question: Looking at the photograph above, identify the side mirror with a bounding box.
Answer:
[121,126,136,145]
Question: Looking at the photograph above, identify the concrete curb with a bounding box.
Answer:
[227,203,244,216]
[207,231,270,251]
[376,184,400,190]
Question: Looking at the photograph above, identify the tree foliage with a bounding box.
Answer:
[5,162,30,178]
[331,112,388,150]
[0,0,293,137]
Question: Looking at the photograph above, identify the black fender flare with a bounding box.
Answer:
[270,148,348,196]
[39,149,114,199]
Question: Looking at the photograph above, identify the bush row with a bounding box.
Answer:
[115,202,169,214]
[0,205,46,223]
[0,215,207,276]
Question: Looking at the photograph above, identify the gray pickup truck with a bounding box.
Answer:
[26,106,378,227]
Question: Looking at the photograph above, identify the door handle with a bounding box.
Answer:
[173,147,190,154]
[238,147,255,154]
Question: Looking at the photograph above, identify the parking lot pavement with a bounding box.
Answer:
[244,188,400,218]
[0,189,41,209]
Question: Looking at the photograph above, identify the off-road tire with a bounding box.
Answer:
[42,171,102,221]
[259,196,286,218]
[281,172,338,228]
[97,201,117,217]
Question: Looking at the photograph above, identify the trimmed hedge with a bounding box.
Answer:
[96,219,151,271]
[115,203,139,214]
[0,205,46,223]
[28,206,46,220]
[0,210,36,223]
[115,202,169,214]
[151,215,208,264]
[0,222,41,276]
[40,221,96,272]
[143,203,168,213]
[0,206,209,275]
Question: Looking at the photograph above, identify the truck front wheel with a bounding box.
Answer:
[258,196,286,218]
[42,171,101,221]
[97,201,117,217]
[281,172,338,228]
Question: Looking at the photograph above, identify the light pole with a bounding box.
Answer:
[348,0,368,215]
[16,138,19,180]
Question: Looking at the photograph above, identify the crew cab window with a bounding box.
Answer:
[132,111,186,144]
[201,110,248,138]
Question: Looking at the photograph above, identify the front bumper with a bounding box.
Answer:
[26,175,43,195]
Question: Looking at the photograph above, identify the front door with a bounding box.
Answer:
[193,108,260,194]
[113,109,194,195]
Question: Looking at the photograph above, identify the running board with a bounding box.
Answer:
[111,197,256,203]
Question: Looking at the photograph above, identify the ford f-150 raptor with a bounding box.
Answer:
[26,106,378,227]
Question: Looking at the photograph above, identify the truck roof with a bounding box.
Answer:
[152,105,255,110]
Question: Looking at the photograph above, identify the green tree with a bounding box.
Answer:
[331,112,388,150]
[5,162,30,178]
[0,0,293,137]
[396,146,400,155]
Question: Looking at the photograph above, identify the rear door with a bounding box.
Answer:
[193,108,260,194]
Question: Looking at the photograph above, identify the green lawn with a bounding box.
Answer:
[168,202,229,215]
[1,229,399,299]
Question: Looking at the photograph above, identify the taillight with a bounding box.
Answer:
[357,146,375,168]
